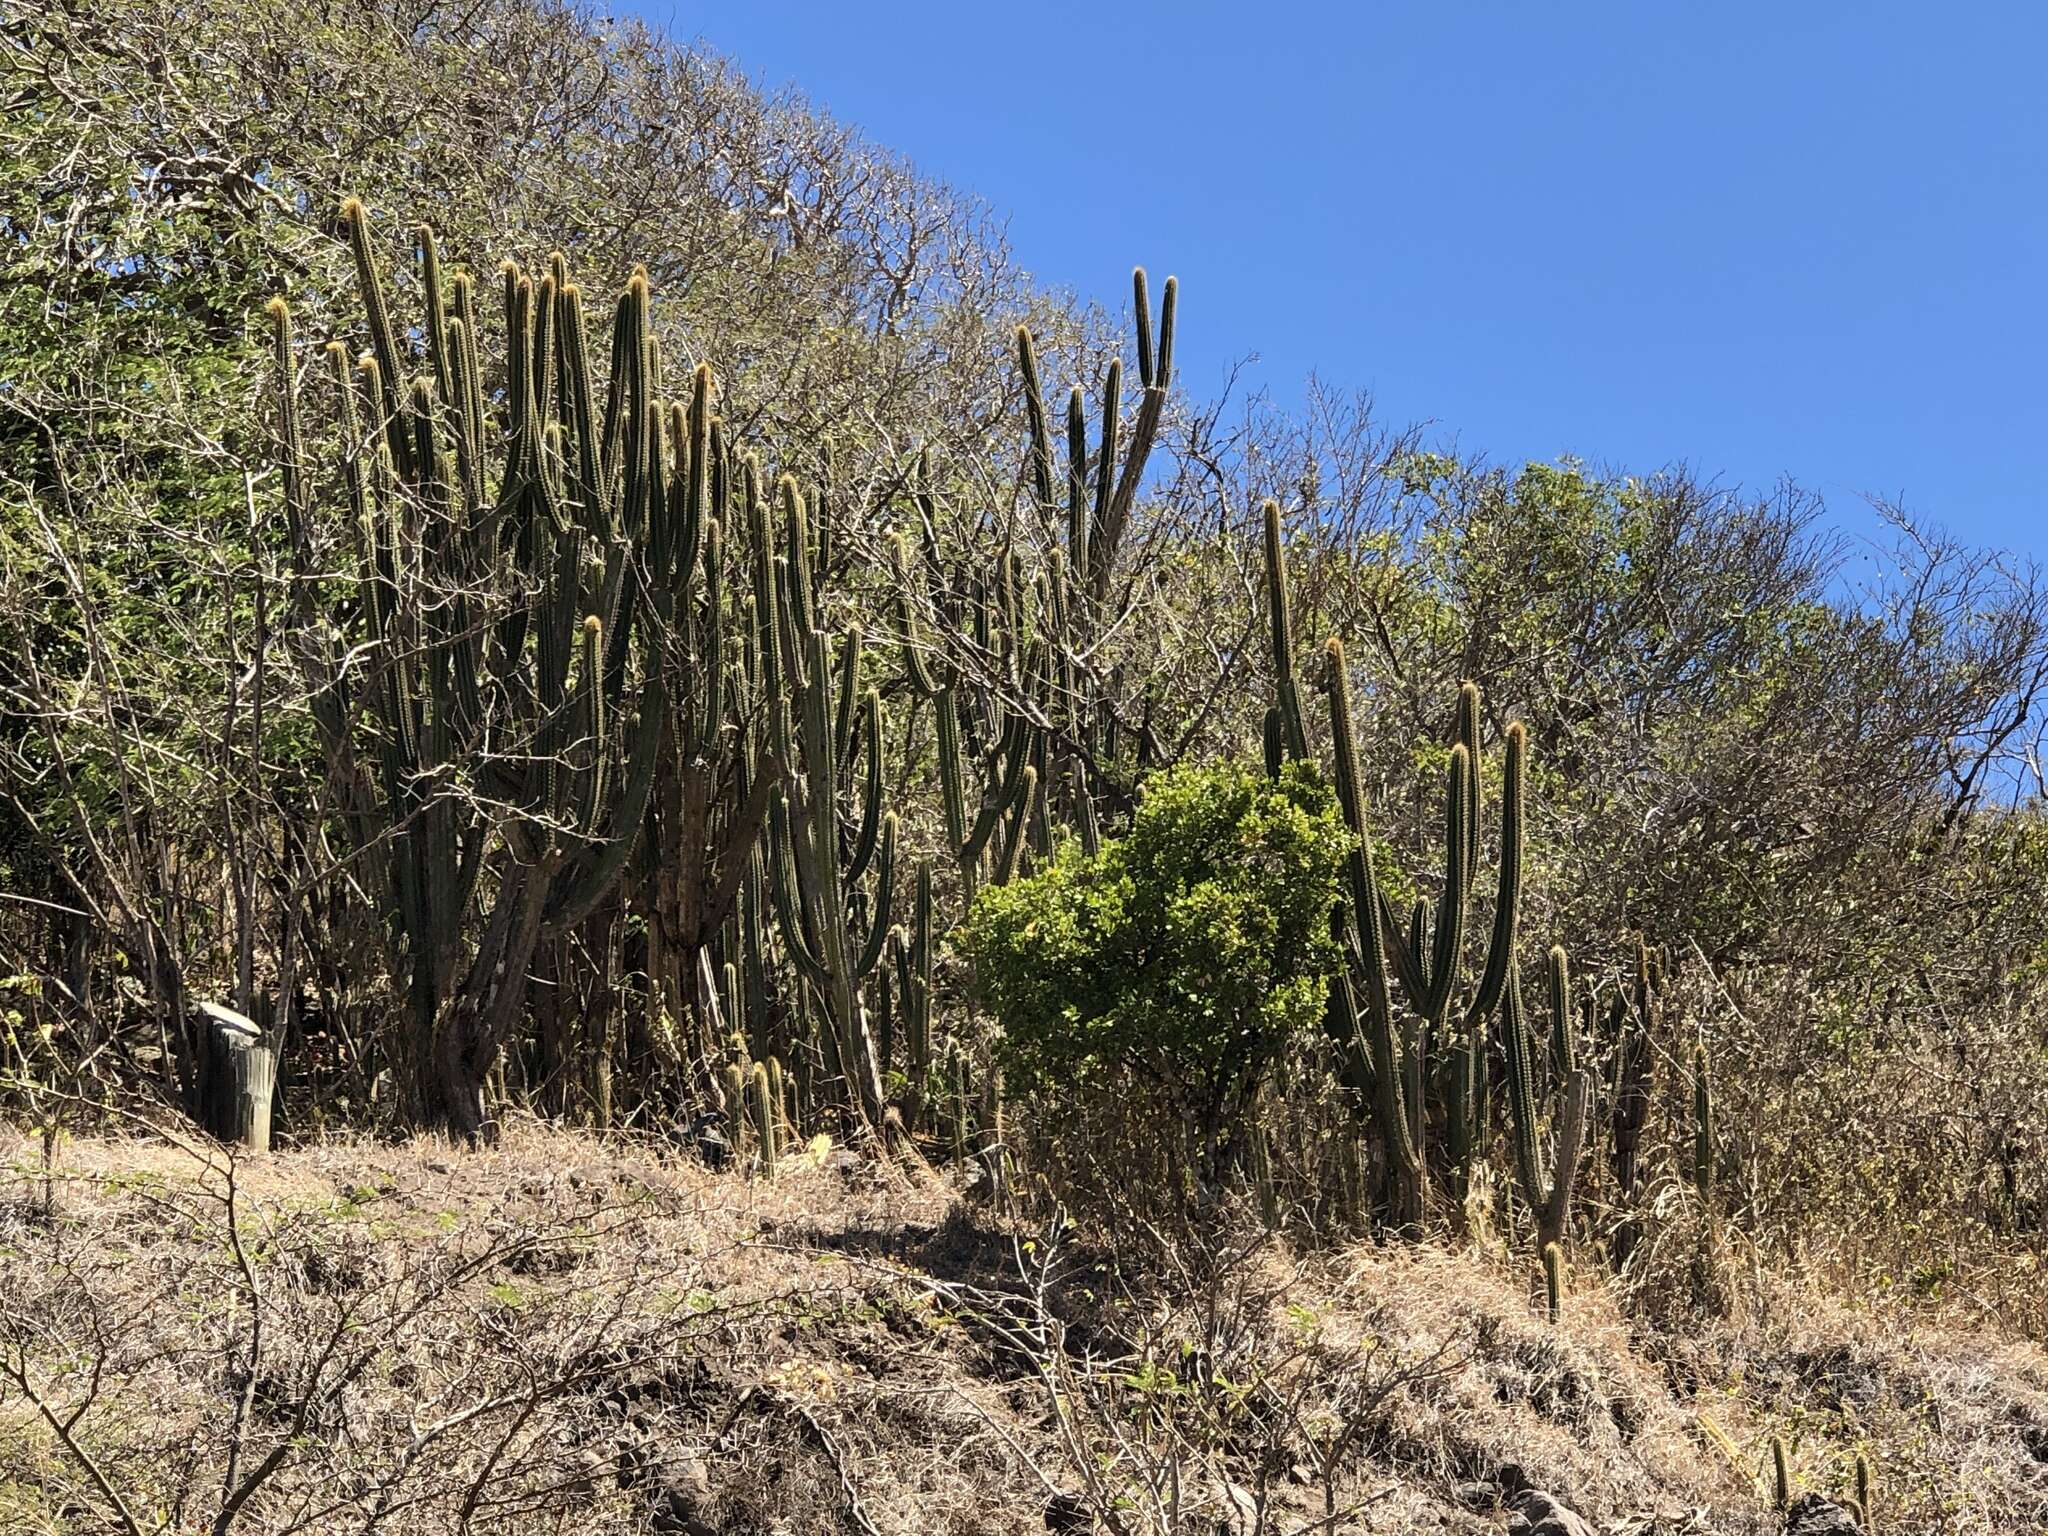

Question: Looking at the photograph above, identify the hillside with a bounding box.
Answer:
[5,3,2048,1533]
[3,1127,2044,1535]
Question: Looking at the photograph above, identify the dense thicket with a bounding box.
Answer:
[4,0,2045,1313]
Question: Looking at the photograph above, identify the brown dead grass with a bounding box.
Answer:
[0,1123,2041,1535]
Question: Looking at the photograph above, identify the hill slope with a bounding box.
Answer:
[2,1129,2042,1535]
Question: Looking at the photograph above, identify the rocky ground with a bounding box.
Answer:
[0,1123,2042,1534]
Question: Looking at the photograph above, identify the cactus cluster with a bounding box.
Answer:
[278,202,1718,1254]
[756,475,897,1133]
[1260,499,1686,1257]
[1318,652,1524,1225]
[273,202,1193,1157]
[277,205,765,1136]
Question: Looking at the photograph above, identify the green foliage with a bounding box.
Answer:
[959,759,1348,1136]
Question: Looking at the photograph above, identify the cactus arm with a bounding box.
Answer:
[844,690,884,885]
[960,714,1033,864]
[1325,636,1422,1217]
[853,813,899,978]
[551,677,668,929]
[1261,500,1309,764]
[832,628,864,771]
[1501,962,1544,1213]
[889,533,945,697]
[1377,889,1431,1006]
[1099,274,1175,590]
[1468,720,1526,1023]
[1066,385,1090,580]
[1423,745,1471,1024]
[1547,945,1576,1082]
[341,198,414,480]
[1016,327,1056,511]
[993,765,1039,888]
[1089,358,1122,563]
[766,790,827,982]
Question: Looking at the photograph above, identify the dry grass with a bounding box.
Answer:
[0,1124,2042,1535]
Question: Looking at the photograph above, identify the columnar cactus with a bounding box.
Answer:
[1502,946,1594,1253]
[1610,936,1658,1264]
[759,475,895,1135]
[889,528,1040,902]
[1261,499,1309,771]
[1320,642,1526,1221]
[890,861,936,1134]
[1322,636,1424,1226]
[750,1060,780,1176]
[1016,269,1176,603]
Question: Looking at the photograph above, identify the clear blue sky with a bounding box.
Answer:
[648,2,2045,557]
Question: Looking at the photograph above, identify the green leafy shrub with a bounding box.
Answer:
[958,759,1349,1180]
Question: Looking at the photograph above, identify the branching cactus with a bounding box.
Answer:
[1320,640,1527,1221]
[1322,636,1424,1225]
[889,528,1041,903]
[1502,946,1594,1253]
[891,276,1178,882]
[1016,269,1176,604]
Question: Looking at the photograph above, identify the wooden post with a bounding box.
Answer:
[194,1002,276,1152]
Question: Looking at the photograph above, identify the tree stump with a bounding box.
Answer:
[194,1002,276,1152]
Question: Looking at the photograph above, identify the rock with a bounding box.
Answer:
[649,1453,715,1535]
[1508,1489,1598,1536]
[1784,1493,1863,1535]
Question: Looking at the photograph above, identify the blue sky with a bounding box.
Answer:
[649,2,2045,558]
